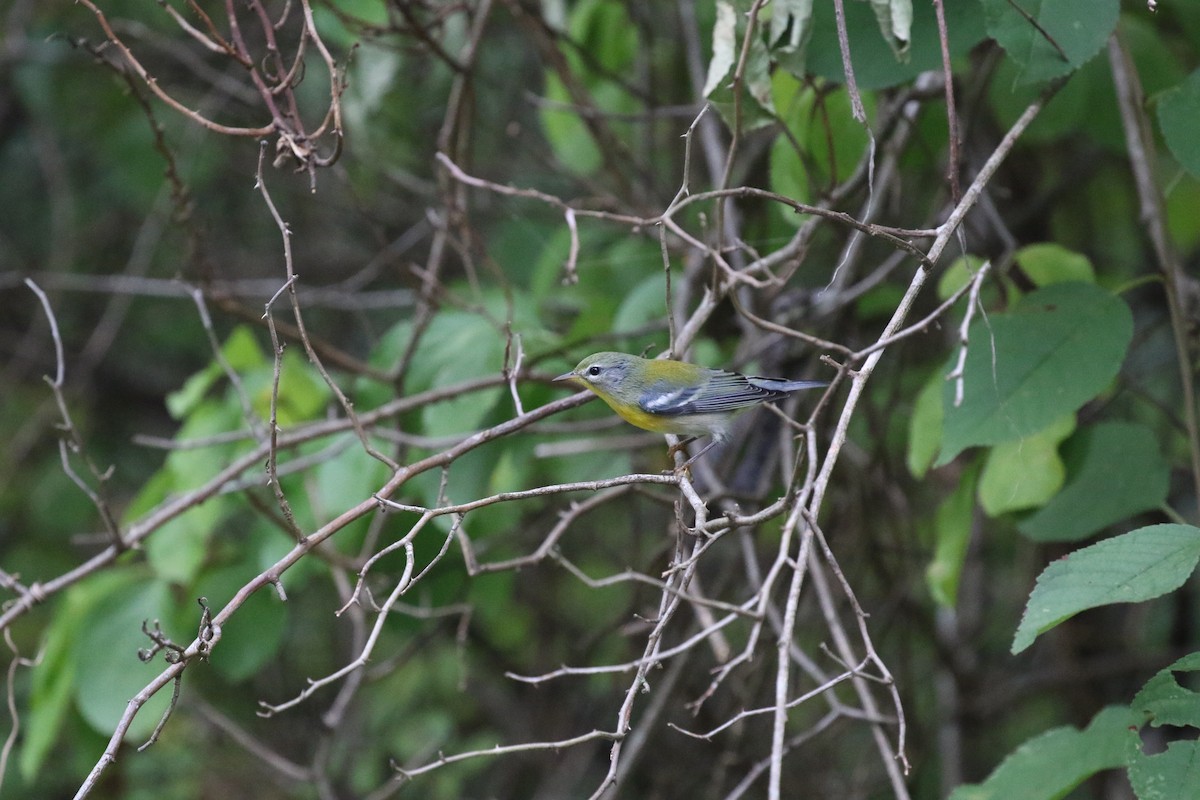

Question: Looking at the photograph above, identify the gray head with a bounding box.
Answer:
[554,352,641,397]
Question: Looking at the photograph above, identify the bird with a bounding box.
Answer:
[554,351,827,468]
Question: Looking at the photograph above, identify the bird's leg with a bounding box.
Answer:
[666,435,699,459]
[675,437,719,472]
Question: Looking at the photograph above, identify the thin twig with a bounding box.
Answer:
[945,261,993,407]
[393,729,621,782]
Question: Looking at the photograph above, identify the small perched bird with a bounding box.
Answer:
[555,352,827,468]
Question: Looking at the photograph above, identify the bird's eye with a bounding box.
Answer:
[587,365,602,376]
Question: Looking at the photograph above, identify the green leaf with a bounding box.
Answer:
[404,310,506,437]
[768,122,812,208]
[1014,243,1096,287]
[167,400,241,479]
[981,0,1119,86]
[242,348,332,426]
[936,255,990,301]
[470,571,533,656]
[612,272,668,333]
[1132,652,1200,730]
[137,401,242,586]
[538,0,638,176]
[1012,524,1200,654]
[706,0,776,130]
[540,74,601,176]
[703,1,738,98]
[166,326,266,420]
[568,0,636,75]
[144,503,225,586]
[314,0,389,49]
[979,415,1074,516]
[166,360,222,421]
[313,435,392,520]
[866,0,912,60]
[19,571,139,779]
[1020,422,1171,542]
[200,563,288,683]
[938,282,1132,465]
[906,369,943,479]
[74,578,177,738]
[1157,68,1200,178]
[1123,647,1200,796]
[769,77,873,213]
[948,705,1137,800]
[1166,174,1200,255]
[985,13,1183,151]
[768,0,814,64]
[20,630,76,779]
[221,325,270,371]
[926,461,980,608]
[122,466,175,525]
[1129,741,1200,800]
[805,0,986,89]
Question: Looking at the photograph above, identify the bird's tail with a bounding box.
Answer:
[749,377,829,393]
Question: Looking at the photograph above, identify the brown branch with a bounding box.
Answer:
[933,0,961,201]
[75,0,274,136]
[0,372,556,633]
[69,391,595,796]
[24,280,123,546]
[1107,35,1200,516]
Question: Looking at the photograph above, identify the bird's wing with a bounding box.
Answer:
[638,372,784,416]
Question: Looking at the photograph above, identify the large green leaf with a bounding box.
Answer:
[541,73,602,175]
[401,309,506,437]
[768,0,814,64]
[166,326,265,420]
[1129,741,1200,800]
[702,0,738,98]
[938,282,1132,465]
[74,578,177,738]
[240,348,332,426]
[948,705,1137,800]
[567,0,637,74]
[1019,422,1171,542]
[865,0,912,60]
[145,505,226,586]
[1012,524,1200,654]
[313,0,390,49]
[906,368,943,479]
[805,0,986,89]
[1014,243,1095,287]
[981,0,1119,86]
[937,255,991,302]
[1130,656,1200,800]
[164,392,247,490]
[20,571,141,779]
[985,14,1184,151]
[1157,68,1200,178]
[769,75,873,213]
[199,563,288,683]
[978,415,1074,516]
[705,0,777,131]
[926,461,980,608]
[1132,652,1200,730]
[613,272,668,333]
[313,434,392,519]
[538,0,638,174]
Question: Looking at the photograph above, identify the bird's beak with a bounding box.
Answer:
[553,371,576,383]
